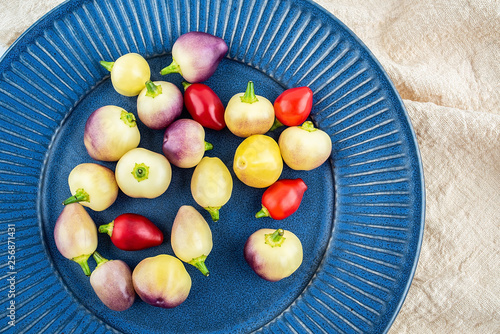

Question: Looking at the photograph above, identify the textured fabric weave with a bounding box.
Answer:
[1,0,499,333]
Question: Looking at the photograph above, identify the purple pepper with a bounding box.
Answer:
[160,32,228,83]
[89,252,135,311]
[162,119,213,168]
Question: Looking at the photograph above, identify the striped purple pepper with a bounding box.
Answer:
[161,32,228,83]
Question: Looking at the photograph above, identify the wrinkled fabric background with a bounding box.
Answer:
[1,0,499,333]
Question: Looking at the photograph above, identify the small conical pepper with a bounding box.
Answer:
[99,213,164,251]
[256,178,308,220]
[160,31,228,83]
[171,206,213,276]
[53,203,97,276]
[90,252,135,311]
[182,82,226,130]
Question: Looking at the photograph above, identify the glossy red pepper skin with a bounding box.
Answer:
[184,83,225,130]
[256,178,308,220]
[274,87,313,126]
[99,213,164,251]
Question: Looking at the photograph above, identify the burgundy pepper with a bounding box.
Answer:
[98,213,164,251]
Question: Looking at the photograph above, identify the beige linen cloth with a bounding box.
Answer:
[1,0,499,333]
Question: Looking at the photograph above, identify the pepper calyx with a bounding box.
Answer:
[255,205,271,218]
[92,251,109,269]
[145,80,163,98]
[204,141,214,151]
[270,118,284,131]
[131,163,150,182]
[98,221,115,237]
[160,59,182,76]
[300,121,318,132]
[120,110,137,128]
[182,81,192,91]
[188,254,210,276]
[205,206,221,222]
[62,188,90,205]
[72,254,92,276]
[265,229,286,248]
[240,81,259,104]
[100,60,114,72]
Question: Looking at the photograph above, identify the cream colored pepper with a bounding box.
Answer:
[53,203,98,276]
[100,53,151,97]
[244,228,303,282]
[132,255,192,309]
[224,81,275,138]
[278,121,332,171]
[190,156,233,221]
[171,205,213,276]
[115,148,172,199]
[63,163,118,211]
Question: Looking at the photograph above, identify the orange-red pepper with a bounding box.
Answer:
[274,87,313,127]
[255,178,307,220]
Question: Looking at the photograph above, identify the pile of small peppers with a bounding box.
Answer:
[54,31,333,312]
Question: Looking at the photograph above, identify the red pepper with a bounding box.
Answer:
[255,178,307,220]
[273,87,313,127]
[183,82,225,130]
[98,213,164,251]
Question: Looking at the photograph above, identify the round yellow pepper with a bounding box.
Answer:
[233,134,283,188]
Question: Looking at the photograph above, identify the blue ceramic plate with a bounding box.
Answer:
[0,0,424,333]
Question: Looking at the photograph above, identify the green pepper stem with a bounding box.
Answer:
[160,59,182,76]
[265,228,286,248]
[269,118,284,131]
[240,81,259,104]
[204,141,214,151]
[188,255,210,276]
[182,81,192,91]
[300,121,318,132]
[98,221,115,237]
[92,251,109,269]
[62,188,90,205]
[120,110,137,127]
[72,254,92,276]
[145,80,163,98]
[255,205,271,218]
[131,163,150,182]
[205,206,221,222]
[100,61,114,72]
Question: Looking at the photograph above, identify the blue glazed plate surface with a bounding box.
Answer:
[0,0,424,333]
